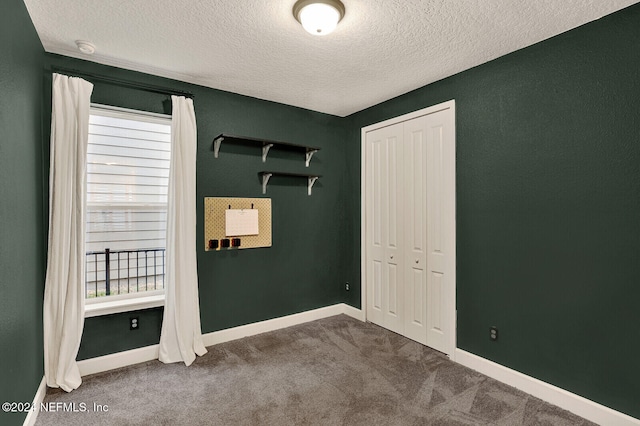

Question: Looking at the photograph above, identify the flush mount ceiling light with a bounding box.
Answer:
[75,40,95,55]
[293,0,345,36]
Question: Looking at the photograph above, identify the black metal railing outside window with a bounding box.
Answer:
[85,248,165,298]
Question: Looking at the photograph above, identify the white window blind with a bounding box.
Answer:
[86,105,171,299]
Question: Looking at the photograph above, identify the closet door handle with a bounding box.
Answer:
[390,255,394,259]
[415,259,419,264]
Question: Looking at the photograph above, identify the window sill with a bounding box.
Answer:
[84,294,164,318]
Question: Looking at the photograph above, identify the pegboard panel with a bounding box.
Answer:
[204,197,272,251]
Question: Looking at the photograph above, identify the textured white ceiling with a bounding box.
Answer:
[23,0,639,117]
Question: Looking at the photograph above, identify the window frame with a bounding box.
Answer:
[84,103,171,318]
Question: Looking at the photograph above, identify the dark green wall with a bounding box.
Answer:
[4,0,640,422]
[40,54,353,360]
[348,4,640,419]
[0,1,44,425]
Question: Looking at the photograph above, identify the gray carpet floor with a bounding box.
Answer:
[36,315,596,425]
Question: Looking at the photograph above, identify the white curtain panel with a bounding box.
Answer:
[159,95,207,365]
[43,73,93,391]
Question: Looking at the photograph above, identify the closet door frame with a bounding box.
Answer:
[361,99,456,359]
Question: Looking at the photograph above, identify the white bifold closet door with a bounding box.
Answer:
[365,106,454,355]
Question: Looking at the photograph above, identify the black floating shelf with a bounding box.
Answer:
[212,133,320,167]
[260,171,322,196]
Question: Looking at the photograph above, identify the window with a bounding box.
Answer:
[84,104,171,316]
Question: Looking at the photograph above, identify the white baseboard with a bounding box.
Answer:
[342,303,365,321]
[78,303,362,377]
[202,304,346,347]
[78,344,160,377]
[455,349,640,426]
[22,376,46,426]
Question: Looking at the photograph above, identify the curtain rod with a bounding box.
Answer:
[51,67,195,99]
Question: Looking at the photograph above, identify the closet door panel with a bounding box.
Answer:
[366,124,404,334]
[403,117,428,344]
[382,128,404,333]
[366,131,384,325]
[426,110,450,354]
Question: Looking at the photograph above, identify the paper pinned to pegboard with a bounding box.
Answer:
[225,209,259,236]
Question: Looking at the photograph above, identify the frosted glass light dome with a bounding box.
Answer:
[293,0,345,36]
